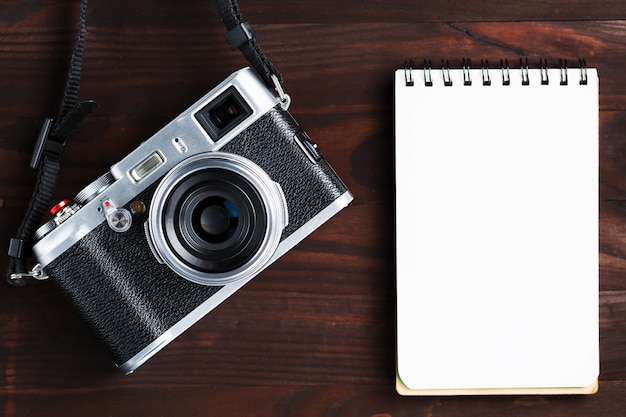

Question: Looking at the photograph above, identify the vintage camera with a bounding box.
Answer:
[31,68,353,373]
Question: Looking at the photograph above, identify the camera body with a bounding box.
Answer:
[32,68,352,373]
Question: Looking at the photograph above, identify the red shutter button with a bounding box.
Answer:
[50,199,70,215]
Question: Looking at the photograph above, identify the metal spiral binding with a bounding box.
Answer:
[423,59,433,86]
[481,60,491,86]
[579,59,588,85]
[520,58,530,86]
[462,58,472,86]
[540,58,549,85]
[559,59,569,85]
[402,58,589,87]
[441,59,452,86]
[403,59,415,86]
[499,59,510,85]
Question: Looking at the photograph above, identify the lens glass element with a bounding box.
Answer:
[193,197,238,242]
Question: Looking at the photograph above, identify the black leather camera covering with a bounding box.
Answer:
[45,106,348,365]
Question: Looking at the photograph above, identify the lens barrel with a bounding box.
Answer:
[148,153,288,286]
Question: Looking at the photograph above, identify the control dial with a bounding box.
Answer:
[33,199,81,241]
[75,172,115,205]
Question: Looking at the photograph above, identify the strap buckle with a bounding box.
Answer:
[271,73,291,110]
[30,117,61,169]
[9,264,48,282]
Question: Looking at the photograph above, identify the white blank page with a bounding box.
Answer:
[395,66,599,393]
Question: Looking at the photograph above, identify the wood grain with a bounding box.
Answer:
[1,1,625,416]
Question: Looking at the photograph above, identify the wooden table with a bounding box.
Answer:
[1,1,625,415]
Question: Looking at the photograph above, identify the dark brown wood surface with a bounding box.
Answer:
[1,1,626,416]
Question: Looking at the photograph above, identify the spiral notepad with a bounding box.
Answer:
[395,59,599,395]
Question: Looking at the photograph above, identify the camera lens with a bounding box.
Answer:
[149,153,288,286]
[166,169,267,275]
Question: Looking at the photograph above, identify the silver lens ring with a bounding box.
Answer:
[148,152,288,286]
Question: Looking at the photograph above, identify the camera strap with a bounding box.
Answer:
[213,0,289,109]
[7,0,286,285]
[7,0,96,286]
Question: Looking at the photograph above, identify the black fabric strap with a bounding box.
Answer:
[7,0,96,285]
[213,0,283,86]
